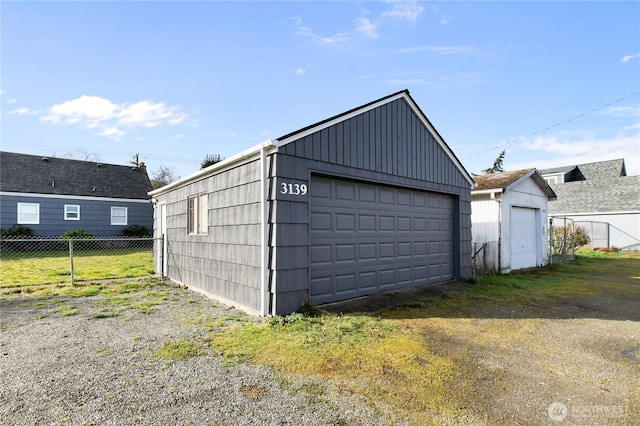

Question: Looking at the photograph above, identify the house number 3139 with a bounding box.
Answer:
[280,182,308,196]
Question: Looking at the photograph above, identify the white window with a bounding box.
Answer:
[111,206,128,225]
[544,176,558,185]
[64,205,80,221]
[17,203,40,224]
[188,193,208,235]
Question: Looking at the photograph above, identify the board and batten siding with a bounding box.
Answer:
[155,160,266,314]
[271,97,473,314]
[0,194,152,237]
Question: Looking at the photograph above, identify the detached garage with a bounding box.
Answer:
[150,90,474,316]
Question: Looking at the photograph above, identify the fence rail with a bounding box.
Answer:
[0,237,155,288]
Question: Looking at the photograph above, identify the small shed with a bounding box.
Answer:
[150,90,475,315]
[471,169,556,274]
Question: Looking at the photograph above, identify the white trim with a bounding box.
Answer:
[260,146,269,316]
[1,191,150,204]
[149,140,277,196]
[17,202,40,224]
[275,91,475,186]
[276,93,407,146]
[64,204,80,221]
[110,206,128,225]
[550,211,640,217]
[471,188,503,196]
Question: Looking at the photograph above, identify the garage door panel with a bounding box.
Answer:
[310,175,455,304]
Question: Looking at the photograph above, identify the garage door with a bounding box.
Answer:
[510,207,538,270]
[309,175,454,304]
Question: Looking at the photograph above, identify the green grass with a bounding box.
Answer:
[0,248,154,288]
[153,339,205,361]
[209,251,640,423]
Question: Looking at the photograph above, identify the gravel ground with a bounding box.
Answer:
[0,283,387,426]
[2,276,639,426]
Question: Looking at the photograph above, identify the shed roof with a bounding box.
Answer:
[0,151,153,200]
[472,168,557,199]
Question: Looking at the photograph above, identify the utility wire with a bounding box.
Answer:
[463,91,640,160]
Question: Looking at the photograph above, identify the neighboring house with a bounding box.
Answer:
[471,169,556,274]
[540,159,640,250]
[0,152,153,236]
[150,90,475,316]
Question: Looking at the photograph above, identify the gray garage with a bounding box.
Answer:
[150,90,474,316]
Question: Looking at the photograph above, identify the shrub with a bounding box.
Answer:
[60,229,94,250]
[60,229,93,239]
[552,225,591,255]
[0,225,36,252]
[122,225,151,237]
[0,224,35,239]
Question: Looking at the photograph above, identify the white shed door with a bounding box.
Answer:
[309,175,454,305]
[510,207,538,270]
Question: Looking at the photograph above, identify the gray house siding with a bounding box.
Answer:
[0,194,152,237]
[155,160,265,314]
[151,90,473,316]
[270,97,472,314]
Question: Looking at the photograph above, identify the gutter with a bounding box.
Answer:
[149,140,276,196]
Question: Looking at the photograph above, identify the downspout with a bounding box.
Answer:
[496,195,502,273]
[260,145,269,317]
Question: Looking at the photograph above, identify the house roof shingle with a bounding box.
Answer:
[539,159,625,182]
[0,151,153,200]
[548,175,640,214]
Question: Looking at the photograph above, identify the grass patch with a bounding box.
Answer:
[0,248,154,288]
[54,304,79,316]
[153,339,205,361]
[209,251,639,423]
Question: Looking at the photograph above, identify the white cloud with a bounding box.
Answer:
[292,1,423,48]
[381,0,424,23]
[601,105,640,118]
[512,130,640,176]
[354,17,378,39]
[398,45,473,56]
[7,98,17,104]
[621,52,640,63]
[292,17,350,45]
[440,14,450,25]
[40,95,187,140]
[296,67,307,75]
[9,107,40,115]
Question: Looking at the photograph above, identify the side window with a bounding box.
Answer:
[111,206,128,225]
[64,205,80,221]
[188,193,208,235]
[17,203,40,224]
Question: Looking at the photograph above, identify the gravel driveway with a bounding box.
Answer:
[0,282,385,426]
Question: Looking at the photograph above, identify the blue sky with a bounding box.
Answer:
[2,1,639,180]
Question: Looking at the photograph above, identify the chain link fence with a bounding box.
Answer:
[0,237,155,288]
[549,217,576,263]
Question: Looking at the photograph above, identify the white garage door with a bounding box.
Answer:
[510,207,538,270]
[309,175,454,304]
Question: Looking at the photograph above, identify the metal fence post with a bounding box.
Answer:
[69,239,74,286]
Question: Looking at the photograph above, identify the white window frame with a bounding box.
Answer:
[111,206,128,225]
[64,204,80,221]
[188,193,208,235]
[17,203,40,224]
